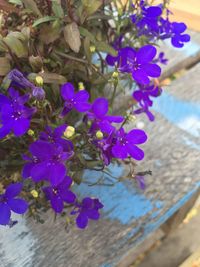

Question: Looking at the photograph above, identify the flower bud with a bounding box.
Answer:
[128,114,136,122]
[31,190,39,198]
[28,129,35,136]
[96,130,103,140]
[90,45,96,53]
[112,71,119,78]
[64,126,75,138]
[35,76,44,86]
[78,82,85,90]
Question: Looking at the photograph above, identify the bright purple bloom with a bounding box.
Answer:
[39,124,74,152]
[71,197,103,229]
[22,140,72,186]
[133,84,162,121]
[43,176,76,213]
[61,82,91,116]
[0,88,36,138]
[93,131,115,166]
[112,128,147,160]
[171,22,190,48]
[7,69,45,100]
[0,183,28,225]
[87,98,124,133]
[119,45,161,84]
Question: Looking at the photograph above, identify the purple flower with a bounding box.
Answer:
[135,175,146,190]
[0,88,36,138]
[112,128,147,160]
[43,176,76,213]
[93,131,115,166]
[133,84,162,121]
[171,22,190,48]
[71,197,103,229]
[155,52,168,65]
[0,183,28,225]
[39,124,74,153]
[22,140,72,186]
[61,82,91,116]
[87,98,124,133]
[7,69,45,100]
[119,45,161,84]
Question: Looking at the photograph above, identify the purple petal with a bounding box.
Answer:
[92,98,108,118]
[8,88,19,98]
[106,54,119,66]
[74,90,89,102]
[31,162,49,182]
[22,162,35,179]
[0,124,11,138]
[13,118,30,136]
[74,102,91,112]
[132,69,150,84]
[137,45,157,64]
[172,22,187,34]
[143,63,161,78]
[106,115,124,123]
[180,34,190,42]
[127,129,147,144]
[7,198,28,214]
[49,163,66,186]
[126,144,145,160]
[0,203,11,225]
[50,195,63,213]
[76,212,88,229]
[61,82,75,101]
[171,36,184,48]
[82,197,93,209]
[112,144,128,159]
[99,120,114,134]
[54,124,67,137]
[0,94,10,106]
[86,209,100,220]
[61,190,76,203]
[5,183,22,199]
[29,141,54,160]
[133,91,143,101]
[146,6,162,17]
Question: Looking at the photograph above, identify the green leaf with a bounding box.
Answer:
[32,16,57,27]
[79,26,96,43]
[38,72,67,84]
[81,0,102,15]
[51,0,64,18]
[4,33,27,57]
[63,22,81,53]
[83,36,92,62]
[39,22,61,44]
[96,41,117,56]
[22,0,42,16]
[9,0,22,5]
[0,58,11,76]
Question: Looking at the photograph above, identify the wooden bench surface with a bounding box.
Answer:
[0,32,200,267]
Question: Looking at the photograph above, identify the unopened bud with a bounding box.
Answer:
[128,114,136,122]
[112,71,119,78]
[35,76,43,86]
[78,82,85,90]
[64,126,75,138]
[28,129,35,136]
[90,45,96,53]
[31,190,39,198]
[96,130,103,140]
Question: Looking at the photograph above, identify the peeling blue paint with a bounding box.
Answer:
[75,164,156,224]
[153,91,200,137]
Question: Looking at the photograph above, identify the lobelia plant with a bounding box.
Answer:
[0,0,190,229]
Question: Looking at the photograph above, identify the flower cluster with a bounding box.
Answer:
[0,0,190,230]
